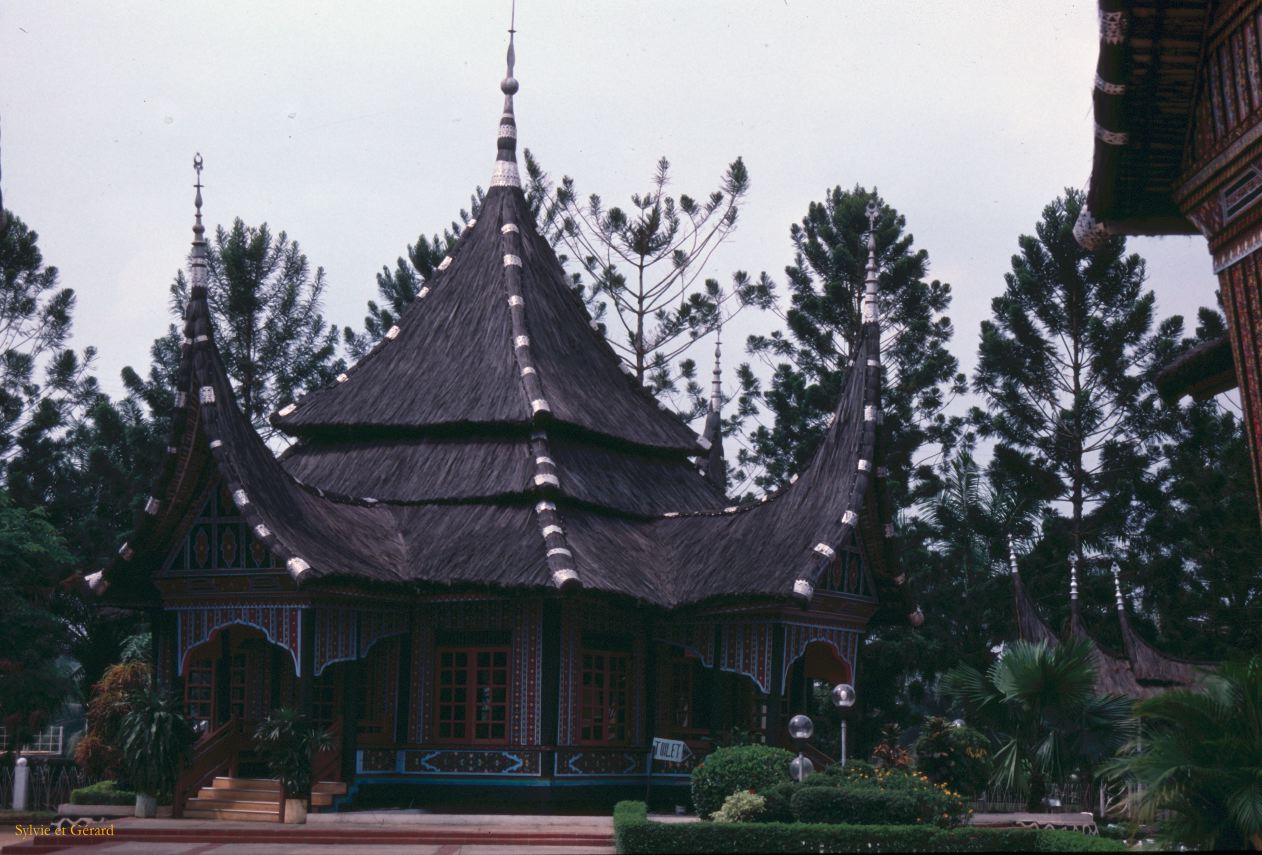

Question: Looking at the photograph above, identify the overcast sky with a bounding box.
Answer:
[2,1,1218,422]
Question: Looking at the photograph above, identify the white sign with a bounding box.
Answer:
[652,737,691,763]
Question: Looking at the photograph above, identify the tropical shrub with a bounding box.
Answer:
[252,707,334,799]
[119,689,194,797]
[74,659,151,779]
[914,716,992,798]
[1102,656,1262,851]
[690,744,794,817]
[710,790,765,823]
[790,766,969,828]
[70,780,136,805]
[943,639,1130,809]
[869,722,914,770]
[754,781,798,823]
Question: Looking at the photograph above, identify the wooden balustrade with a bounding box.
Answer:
[172,717,246,818]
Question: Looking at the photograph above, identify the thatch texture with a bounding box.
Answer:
[1154,334,1237,401]
[273,188,703,455]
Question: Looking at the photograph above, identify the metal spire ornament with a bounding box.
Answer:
[1069,553,1080,601]
[490,2,521,188]
[1111,562,1125,610]
[190,153,208,294]
[862,201,880,324]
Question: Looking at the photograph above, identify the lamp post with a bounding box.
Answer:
[831,682,856,766]
[787,714,815,782]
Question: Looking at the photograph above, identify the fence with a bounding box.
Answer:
[1,760,95,812]
[979,779,1090,813]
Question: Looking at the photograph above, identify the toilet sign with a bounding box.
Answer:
[651,737,690,763]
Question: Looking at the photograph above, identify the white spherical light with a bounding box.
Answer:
[789,753,815,782]
[788,714,814,740]
[831,683,856,709]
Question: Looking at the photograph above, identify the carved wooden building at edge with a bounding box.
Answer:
[1075,0,1262,521]
[87,43,918,808]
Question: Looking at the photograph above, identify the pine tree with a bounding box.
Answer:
[531,154,775,420]
[738,186,964,503]
[0,211,95,472]
[971,188,1177,597]
[143,219,343,442]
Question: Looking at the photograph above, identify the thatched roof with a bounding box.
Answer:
[1074,0,1212,248]
[99,50,911,617]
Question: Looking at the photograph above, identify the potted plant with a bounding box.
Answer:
[119,689,194,818]
[252,708,333,824]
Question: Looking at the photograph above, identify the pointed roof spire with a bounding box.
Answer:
[701,318,726,491]
[491,3,521,189]
[1110,561,1125,611]
[1070,553,1080,602]
[862,200,880,324]
[190,153,208,294]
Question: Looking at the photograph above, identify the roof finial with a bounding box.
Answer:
[862,199,879,324]
[190,153,209,294]
[1007,534,1019,576]
[1069,553,1079,601]
[709,314,723,416]
[491,2,521,189]
[1111,562,1125,610]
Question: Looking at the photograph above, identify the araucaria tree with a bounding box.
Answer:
[154,219,342,440]
[739,186,963,503]
[535,155,774,418]
[972,189,1173,577]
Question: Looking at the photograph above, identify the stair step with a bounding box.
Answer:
[183,807,280,822]
[313,781,347,795]
[188,797,280,811]
[213,776,281,792]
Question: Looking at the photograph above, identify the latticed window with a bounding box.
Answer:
[313,671,338,729]
[669,657,695,731]
[185,656,214,728]
[436,647,509,744]
[580,650,630,743]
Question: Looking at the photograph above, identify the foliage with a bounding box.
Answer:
[710,790,766,823]
[144,219,342,441]
[1102,656,1262,851]
[0,491,75,752]
[690,744,795,818]
[971,188,1176,616]
[942,639,1130,810]
[914,716,992,798]
[738,185,963,503]
[1129,309,1262,661]
[0,211,95,472]
[535,155,773,423]
[252,707,334,799]
[75,659,151,780]
[612,800,1125,853]
[806,764,969,827]
[754,781,799,824]
[118,689,193,797]
[69,780,137,805]
[869,722,914,770]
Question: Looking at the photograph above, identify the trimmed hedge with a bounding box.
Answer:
[612,801,1126,854]
[70,780,136,805]
[690,744,795,817]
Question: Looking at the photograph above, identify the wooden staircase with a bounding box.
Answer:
[183,777,348,822]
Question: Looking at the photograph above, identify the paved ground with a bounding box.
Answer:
[30,846,611,854]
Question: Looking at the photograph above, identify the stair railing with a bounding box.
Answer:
[172,716,246,818]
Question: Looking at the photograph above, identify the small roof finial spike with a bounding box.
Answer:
[190,153,208,293]
[491,3,521,189]
[1111,561,1125,610]
[862,199,879,324]
[1069,553,1079,601]
[1007,534,1019,577]
[709,310,723,416]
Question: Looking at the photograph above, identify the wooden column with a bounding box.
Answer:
[540,598,561,779]
[394,618,413,745]
[215,630,231,725]
[642,614,658,748]
[298,609,315,718]
[341,660,360,780]
[766,624,785,748]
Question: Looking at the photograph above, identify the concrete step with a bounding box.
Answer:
[183,806,281,822]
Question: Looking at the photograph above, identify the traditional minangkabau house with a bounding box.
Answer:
[1074,0,1262,520]
[1007,538,1205,698]
[85,36,918,813]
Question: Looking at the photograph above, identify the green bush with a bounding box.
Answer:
[914,717,992,798]
[793,765,969,827]
[756,782,798,823]
[70,780,137,805]
[690,744,795,817]
[710,790,765,822]
[613,800,1126,853]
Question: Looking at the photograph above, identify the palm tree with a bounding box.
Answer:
[942,638,1131,809]
[1102,657,1262,851]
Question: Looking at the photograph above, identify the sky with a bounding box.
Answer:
[1,1,1219,421]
